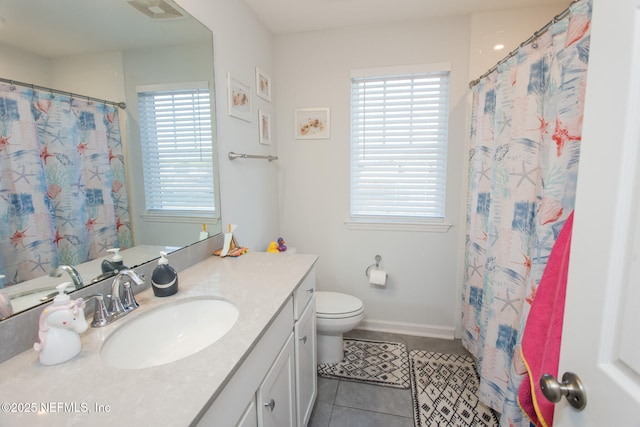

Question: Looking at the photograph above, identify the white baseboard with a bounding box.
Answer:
[357,319,455,340]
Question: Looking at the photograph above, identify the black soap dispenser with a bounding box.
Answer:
[101,248,126,274]
[151,251,178,297]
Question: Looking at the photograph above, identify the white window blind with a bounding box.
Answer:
[350,66,450,221]
[137,82,215,216]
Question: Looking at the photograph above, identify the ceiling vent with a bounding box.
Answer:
[127,0,185,20]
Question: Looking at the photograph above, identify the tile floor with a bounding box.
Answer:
[308,329,471,427]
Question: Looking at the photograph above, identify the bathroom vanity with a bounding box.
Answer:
[0,252,318,427]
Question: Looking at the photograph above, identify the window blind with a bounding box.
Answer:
[350,68,450,221]
[137,83,215,216]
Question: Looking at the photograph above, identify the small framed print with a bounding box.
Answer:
[256,67,271,102]
[227,72,251,122]
[259,110,271,145]
[294,107,330,139]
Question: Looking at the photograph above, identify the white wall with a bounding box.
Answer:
[468,4,568,80]
[49,51,125,102]
[274,17,470,337]
[0,45,52,86]
[177,0,279,251]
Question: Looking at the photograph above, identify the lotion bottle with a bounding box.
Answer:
[151,251,178,297]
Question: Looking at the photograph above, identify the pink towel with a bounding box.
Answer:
[518,211,574,427]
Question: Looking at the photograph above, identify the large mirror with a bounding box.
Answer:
[0,0,222,318]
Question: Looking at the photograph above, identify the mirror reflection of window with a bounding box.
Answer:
[137,82,217,219]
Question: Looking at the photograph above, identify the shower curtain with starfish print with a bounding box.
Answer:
[0,83,132,286]
[461,0,591,425]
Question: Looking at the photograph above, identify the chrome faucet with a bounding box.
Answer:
[84,270,145,328]
[51,265,84,290]
[107,269,145,321]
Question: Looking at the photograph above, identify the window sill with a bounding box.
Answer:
[344,220,452,233]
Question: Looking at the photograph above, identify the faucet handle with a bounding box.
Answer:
[83,294,111,328]
[107,293,127,320]
[122,281,139,312]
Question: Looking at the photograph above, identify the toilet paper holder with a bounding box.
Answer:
[365,255,382,277]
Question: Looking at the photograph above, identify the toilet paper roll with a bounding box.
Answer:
[369,269,387,287]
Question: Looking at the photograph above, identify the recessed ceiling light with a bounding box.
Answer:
[127,0,185,20]
[494,44,505,51]
[147,6,165,14]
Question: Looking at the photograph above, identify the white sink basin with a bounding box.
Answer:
[101,297,239,369]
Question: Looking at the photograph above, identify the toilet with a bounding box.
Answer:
[315,291,365,364]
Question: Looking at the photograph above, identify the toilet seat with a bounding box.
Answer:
[316,291,364,319]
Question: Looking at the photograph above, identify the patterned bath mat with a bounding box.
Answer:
[317,338,410,388]
[409,351,499,427]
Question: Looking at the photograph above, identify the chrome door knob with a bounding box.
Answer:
[264,398,275,412]
[540,372,587,410]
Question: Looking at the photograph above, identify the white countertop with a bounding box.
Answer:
[0,252,318,426]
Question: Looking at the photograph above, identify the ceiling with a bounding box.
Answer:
[0,0,211,58]
[243,0,571,34]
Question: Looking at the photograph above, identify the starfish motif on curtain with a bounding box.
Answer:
[39,143,55,165]
[496,111,512,134]
[85,217,98,232]
[495,290,520,314]
[77,141,90,156]
[12,166,35,184]
[552,116,581,156]
[0,134,11,153]
[53,230,64,246]
[29,255,48,273]
[478,163,491,182]
[469,258,483,278]
[10,229,28,247]
[88,166,102,182]
[509,161,539,187]
[531,115,550,138]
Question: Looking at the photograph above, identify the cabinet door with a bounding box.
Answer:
[295,295,317,427]
[257,333,295,427]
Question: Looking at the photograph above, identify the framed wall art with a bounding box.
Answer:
[294,107,331,139]
[259,110,271,145]
[256,67,271,102]
[227,72,251,122]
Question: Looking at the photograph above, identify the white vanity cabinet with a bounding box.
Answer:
[197,265,318,427]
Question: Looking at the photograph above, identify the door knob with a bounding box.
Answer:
[264,398,275,412]
[540,372,587,410]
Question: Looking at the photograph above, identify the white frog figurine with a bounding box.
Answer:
[33,283,88,366]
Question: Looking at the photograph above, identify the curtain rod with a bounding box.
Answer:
[0,77,126,109]
[468,0,581,89]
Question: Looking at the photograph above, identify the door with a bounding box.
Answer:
[553,0,640,425]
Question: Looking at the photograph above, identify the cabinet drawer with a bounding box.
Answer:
[293,267,316,320]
